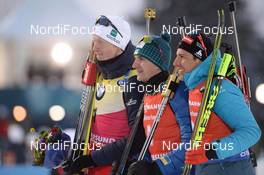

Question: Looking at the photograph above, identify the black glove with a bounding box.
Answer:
[110,161,119,175]
[127,160,162,175]
[110,159,135,175]
[69,155,97,174]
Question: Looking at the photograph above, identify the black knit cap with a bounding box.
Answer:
[178,32,213,61]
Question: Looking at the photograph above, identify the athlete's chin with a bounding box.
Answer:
[96,55,113,61]
[137,74,147,83]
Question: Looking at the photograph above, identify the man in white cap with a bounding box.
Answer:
[52,15,144,175]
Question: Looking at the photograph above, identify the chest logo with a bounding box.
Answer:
[96,84,105,100]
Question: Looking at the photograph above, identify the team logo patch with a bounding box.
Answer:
[160,156,171,166]
[110,29,117,37]
[106,29,120,44]
[126,98,137,106]
[117,79,125,86]
[195,50,202,59]
[199,86,205,93]
[96,84,105,100]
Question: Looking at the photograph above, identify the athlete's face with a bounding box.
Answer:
[132,55,161,82]
[173,48,201,73]
[92,35,122,61]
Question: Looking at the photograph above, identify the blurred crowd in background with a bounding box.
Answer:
[0,0,263,174]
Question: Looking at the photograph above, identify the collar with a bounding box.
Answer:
[184,50,222,90]
[143,71,169,95]
[96,41,135,79]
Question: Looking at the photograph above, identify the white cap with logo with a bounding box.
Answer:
[92,15,131,50]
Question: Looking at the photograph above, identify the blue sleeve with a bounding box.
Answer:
[169,81,192,143]
[156,81,194,175]
[156,148,186,175]
[212,80,261,159]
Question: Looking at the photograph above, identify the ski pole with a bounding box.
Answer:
[144,8,156,35]
[73,45,97,159]
[228,0,251,104]
[114,102,144,175]
[228,1,244,91]
[228,1,256,166]
[138,68,183,161]
[112,8,156,175]
[177,16,187,37]
[182,9,225,175]
[137,13,186,164]
[51,45,97,175]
